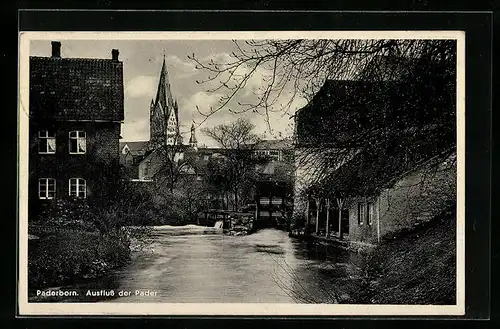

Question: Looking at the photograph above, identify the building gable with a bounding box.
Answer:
[30,48,124,122]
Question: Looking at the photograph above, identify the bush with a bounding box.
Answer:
[28,227,131,290]
[35,199,97,232]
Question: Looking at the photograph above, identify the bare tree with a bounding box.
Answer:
[202,118,264,211]
[190,39,457,228]
[147,132,194,193]
[189,39,455,125]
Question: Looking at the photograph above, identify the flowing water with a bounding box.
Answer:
[33,226,362,303]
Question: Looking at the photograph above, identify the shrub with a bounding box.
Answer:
[28,227,131,290]
[35,199,97,232]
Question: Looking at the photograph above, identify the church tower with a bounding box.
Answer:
[189,123,198,150]
[150,54,181,148]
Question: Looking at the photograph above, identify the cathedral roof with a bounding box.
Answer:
[153,56,177,121]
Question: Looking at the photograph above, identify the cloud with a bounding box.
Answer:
[125,75,157,98]
[120,118,150,141]
[202,52,234,66]
[180,91,224,121]
[151,54,198,79]
[165,55,198,78]
[197,53,274,99]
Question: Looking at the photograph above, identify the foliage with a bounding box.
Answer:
[176,176,212,222]
[36,198,96,231]
[28,227,130,290]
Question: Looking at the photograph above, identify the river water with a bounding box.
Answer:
[33,226,363,303]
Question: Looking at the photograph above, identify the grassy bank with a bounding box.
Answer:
[341,207,456,304]
[28,226,131,291]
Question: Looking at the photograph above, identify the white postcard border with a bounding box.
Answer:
[18,30,466,316]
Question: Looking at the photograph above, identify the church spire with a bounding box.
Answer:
[150,53,180,147]
[189,123,198,149]
[154,54,175,112]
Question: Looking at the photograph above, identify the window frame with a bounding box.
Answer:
[367,202,374,226]
[68,178,86,199]
[268,150,280,161]
[68,130,87,154]
[38,130,56,154]
[38,178,56,199]
[358,202,364,226]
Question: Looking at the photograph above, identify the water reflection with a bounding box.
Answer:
[31,227,362,303]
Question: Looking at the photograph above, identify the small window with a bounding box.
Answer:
[269,150,280,161]
[69,178,86,198]
[203,155,210,161]
[367,202,374,226]
[357,202,364,226]
[38,130,56,154]
[38,178,56,199]
[69,131,86,154]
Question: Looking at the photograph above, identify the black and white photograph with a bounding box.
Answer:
[18,31,465,316]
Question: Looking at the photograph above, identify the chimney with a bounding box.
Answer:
[51,41,61,58]
[112,49,119,61]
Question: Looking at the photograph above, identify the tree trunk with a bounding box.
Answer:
[305,197,310,234]
[337,198,344,240]
[268,193,273,223]
[234,188,238,211]
[325,198,330,237]
[315,198,320,234]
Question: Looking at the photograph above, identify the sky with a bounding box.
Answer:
[30,40,307,147]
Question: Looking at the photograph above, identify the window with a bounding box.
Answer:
[367,202,374,226]
[203,155,210,161]
[269,150,280,161]
[357,202,364,225]
[38,178,56,199]
[143,164,149,177]
[69,131,86,154]
[38,130,56,154]
[69,178,86,198]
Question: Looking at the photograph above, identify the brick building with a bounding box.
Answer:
[29,41,124,217]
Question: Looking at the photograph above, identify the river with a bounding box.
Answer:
[33,226,364,303]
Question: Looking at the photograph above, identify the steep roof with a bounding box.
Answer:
[152,56,177,121]
[308,128,456,198]
[120,141,149,153]
[30,56,124,121]
[295,79,395,147]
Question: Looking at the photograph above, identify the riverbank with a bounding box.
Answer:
[289,207,456,304]
[344,210,456,304]
[28,225,132,295]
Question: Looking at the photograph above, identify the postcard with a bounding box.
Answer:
[18,30,465,316]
